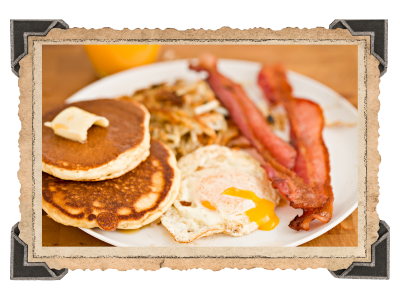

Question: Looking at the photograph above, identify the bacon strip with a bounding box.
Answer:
[189,54,296,170]
[257,64,293,106]
[189,55,327,213]
[258,65,334,230]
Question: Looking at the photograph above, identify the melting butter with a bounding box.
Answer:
[44,106,109,142]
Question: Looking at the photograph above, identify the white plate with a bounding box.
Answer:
[66,59,358,247]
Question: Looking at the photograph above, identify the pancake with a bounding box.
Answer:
[42,139,180,230]
[42,99,150,181]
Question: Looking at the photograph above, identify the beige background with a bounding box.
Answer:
[18,27,380,270]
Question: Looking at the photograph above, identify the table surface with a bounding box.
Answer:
[42,45,358,247]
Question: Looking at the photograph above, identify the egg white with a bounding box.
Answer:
[161,145,279,243]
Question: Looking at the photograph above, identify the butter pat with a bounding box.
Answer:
[44,106,109,142]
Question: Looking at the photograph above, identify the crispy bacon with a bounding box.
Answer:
[258,65,334,231]
[189,54,296,170]
[189,55,327,213]
[288,98,333,230]
[257,64,293,106]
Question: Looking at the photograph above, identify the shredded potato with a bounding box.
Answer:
[119,80,239,158]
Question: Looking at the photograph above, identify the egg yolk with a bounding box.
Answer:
[221,187,279,231]
[201,201,217,210]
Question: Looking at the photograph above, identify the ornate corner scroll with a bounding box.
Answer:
[11,223,68,280]
[10,19,69,77]
[330,221,389,279]
[329,19,388,77]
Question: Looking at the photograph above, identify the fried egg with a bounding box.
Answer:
[161,145,280,243]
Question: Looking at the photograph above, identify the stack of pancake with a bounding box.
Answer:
[42,99,180,231]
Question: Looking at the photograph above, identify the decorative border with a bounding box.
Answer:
[329,19,388,77]
[10,223,68,280]
[10,18,70,281]
[11,19,384,280]
[33,38,367,259]
[330,221,389,279]
[10,19,68,77]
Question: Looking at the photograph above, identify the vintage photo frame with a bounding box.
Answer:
[10,19,389,279]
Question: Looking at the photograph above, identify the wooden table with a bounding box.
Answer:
[42,45,358,247]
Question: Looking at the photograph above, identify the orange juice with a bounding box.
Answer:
[84,45,161,77]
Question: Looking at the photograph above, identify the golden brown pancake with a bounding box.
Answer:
[42,99,150,181]
[42,140,180,231]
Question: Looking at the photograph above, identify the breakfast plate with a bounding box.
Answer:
[66,59,358,247]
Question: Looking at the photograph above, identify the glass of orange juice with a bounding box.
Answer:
[84,45,161,77]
